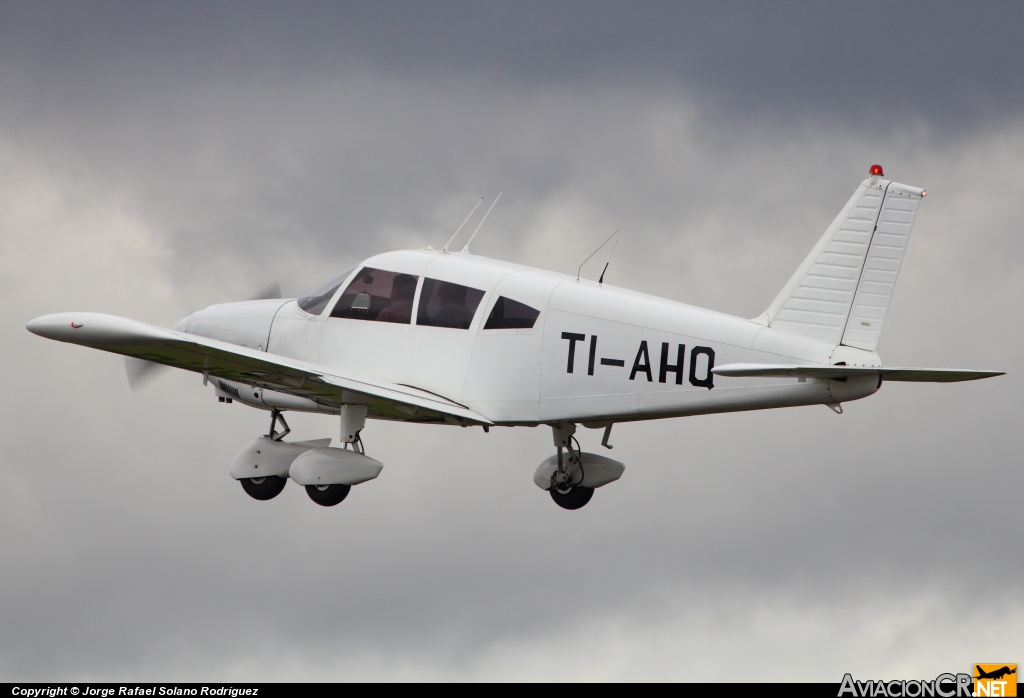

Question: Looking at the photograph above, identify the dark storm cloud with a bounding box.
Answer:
[2,1,1022,130]
[4,0,1021,303]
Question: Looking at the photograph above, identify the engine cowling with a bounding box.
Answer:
[178,298,289,350]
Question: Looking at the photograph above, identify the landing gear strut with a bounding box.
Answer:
[549,423,595,510]
[267,408,290,441]
[301,403,367,507]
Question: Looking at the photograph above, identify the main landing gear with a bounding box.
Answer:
[232,405,382,507]
[237,409,291,502]
[549,425,594,510]
[533,424,625,510]
[301,430,364,508]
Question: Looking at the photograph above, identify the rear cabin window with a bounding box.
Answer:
[483,296,541,329]
[330,267,419,324]
[416,279,485,330]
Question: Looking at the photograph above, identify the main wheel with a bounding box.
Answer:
[239,475,287,501]
[550,485,594,510]
[305,483,351,507]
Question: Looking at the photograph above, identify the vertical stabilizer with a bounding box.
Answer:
[760,168,925,351]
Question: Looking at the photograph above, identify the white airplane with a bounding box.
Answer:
[27,166,1003,510]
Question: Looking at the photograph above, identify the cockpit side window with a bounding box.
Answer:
[483,296,541,329]
[330,267,420,324]
[416,279,485,330]
[297,265,357,316]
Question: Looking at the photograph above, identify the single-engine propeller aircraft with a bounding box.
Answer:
[27,166,1004,509]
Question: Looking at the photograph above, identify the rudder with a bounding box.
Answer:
[758,166,925,351]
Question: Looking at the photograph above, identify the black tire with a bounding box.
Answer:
[550,485,594,510]
[305,483,351,507]
[239,475,287,501]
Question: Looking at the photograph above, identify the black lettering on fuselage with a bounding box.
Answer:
[659,342,685,384]
[689,346,715,389]
[629,341,653,382]
[561,332,586,373]
[561,331,715,391]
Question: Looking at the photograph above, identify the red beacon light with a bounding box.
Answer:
[869,164,884,176]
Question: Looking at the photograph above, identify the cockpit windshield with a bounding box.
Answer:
[331,267,419,324]
[297,266,357,316]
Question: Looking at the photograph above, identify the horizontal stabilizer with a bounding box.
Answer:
[712,363,1004,383]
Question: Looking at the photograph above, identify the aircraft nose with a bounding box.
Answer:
[173,313,192,332]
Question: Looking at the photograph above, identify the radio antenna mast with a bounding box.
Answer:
[442,197,484,253]
[462,192,501,253]
[598,239,619,284]
[577,229,619,281]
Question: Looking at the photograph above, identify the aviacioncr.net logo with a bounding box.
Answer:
[838,673,973,697]
[973,664,1017,697]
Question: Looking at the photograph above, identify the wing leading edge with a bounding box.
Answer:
[26,312,493,425]
[712,363,1004,383]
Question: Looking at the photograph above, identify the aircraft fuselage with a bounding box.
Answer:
[213,249,882,426]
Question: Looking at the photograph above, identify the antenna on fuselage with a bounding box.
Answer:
[598,239,618,284]
[462,192,501,253]
[577,228,619,282]
[442,197,484,254]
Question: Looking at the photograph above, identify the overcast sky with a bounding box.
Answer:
[2,2,1021,682]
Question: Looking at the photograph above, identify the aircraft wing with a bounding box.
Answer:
[712,363,1004,382]
[26,312,493,425]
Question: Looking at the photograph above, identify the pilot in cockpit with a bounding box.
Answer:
[375,274,417,324]
[432,282,474,329]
